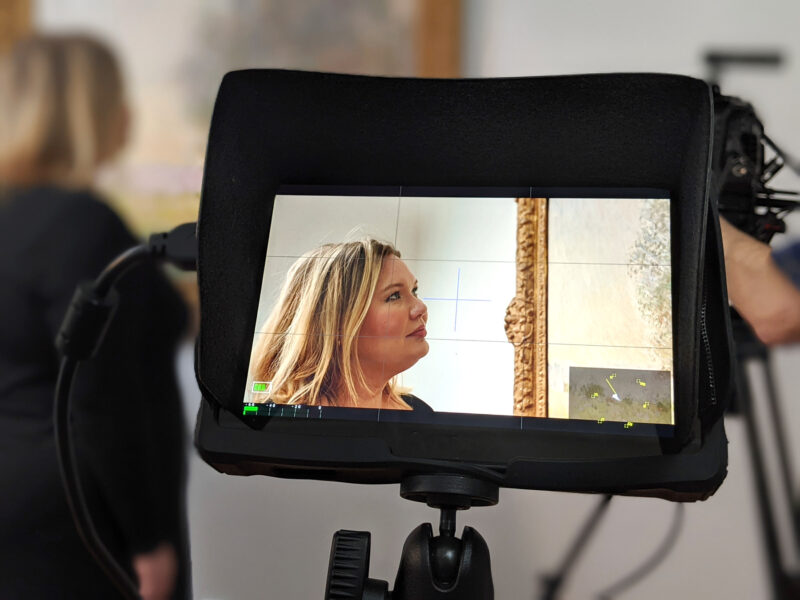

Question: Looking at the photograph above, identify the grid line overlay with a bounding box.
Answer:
[248,330,670,351]
[250,192,673,425]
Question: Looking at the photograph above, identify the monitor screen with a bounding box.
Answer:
[242,187,673,434]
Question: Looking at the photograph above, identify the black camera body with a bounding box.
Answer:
[714,90,797,242]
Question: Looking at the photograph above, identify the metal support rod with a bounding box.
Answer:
[737,354,792,598]
[762,354,800,553]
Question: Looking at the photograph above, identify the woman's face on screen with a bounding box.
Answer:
[356,256,429,385]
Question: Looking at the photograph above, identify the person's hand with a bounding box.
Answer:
[133,542,178,600]
[720,216,800,345]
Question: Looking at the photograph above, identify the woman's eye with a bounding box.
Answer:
[386,291,401,302]
[412,287,419,297]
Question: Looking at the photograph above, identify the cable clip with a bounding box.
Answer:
[55,282,118,360]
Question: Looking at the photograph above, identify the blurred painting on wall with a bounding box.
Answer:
[38,0,421,235]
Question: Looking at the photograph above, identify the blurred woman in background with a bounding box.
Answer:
[0,34,189,599]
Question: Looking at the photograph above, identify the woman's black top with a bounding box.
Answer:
[403,394,434,412]
[0,186,188,598]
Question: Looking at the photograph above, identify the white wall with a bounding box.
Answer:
[463,1,800,598]
[463,0,800,234]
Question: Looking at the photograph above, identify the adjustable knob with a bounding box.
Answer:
[325,530,388,600]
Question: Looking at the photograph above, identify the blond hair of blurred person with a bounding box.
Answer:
[0,33,128,187]
[0,34,189,600]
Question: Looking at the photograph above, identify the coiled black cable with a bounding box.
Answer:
[53,223,196,600]
[596,502,685,600]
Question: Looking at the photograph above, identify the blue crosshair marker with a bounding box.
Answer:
[422,268,490,331]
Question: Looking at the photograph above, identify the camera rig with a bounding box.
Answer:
[713,88,799,241]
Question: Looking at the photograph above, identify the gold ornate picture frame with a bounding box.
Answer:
[504,198,548,417]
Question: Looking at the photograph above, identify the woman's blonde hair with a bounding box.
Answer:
[251,238,411,409]
[0,33,126,186]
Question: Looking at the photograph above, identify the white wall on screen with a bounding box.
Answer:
[255,194,519,414]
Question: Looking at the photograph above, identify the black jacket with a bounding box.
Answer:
[0,186,188,597]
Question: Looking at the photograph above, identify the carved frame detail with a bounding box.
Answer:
[504,198,548,416]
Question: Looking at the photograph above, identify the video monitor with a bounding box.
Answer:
[242,186,674,438]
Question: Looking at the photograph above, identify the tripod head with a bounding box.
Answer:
[325,475,498,599]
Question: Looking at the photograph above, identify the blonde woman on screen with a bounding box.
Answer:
[250,238,432,410]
